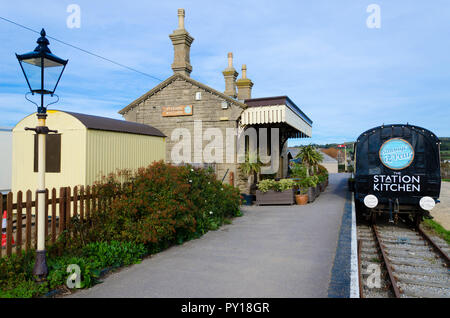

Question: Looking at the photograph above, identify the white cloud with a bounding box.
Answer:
[1,0,450,143]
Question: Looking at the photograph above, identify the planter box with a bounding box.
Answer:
[256,189,295,206]
[315,185,320,198]
[307,187,315,203]
[320,182,326,192]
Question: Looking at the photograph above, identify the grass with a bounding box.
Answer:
[442,179,450,182]
[223,218,233,225]
[369,257,380,263]
[422,219,450,245]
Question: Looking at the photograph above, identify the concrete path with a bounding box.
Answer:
[70,173,349,298]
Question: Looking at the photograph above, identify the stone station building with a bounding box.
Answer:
[119,9,313,193]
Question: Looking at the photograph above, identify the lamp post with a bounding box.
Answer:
[16,29,68,280]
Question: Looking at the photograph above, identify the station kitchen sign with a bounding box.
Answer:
[371,138,422,193]
[162,105,193,117]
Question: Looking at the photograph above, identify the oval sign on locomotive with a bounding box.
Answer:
[379,138,414,170]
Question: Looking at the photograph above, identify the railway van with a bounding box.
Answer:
[354,124,441,224]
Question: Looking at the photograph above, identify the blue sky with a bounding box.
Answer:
[1,0,449,145]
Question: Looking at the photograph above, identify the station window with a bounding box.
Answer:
[33,134,61,173]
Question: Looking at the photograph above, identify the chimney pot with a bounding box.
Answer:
[178,9,185,29]
[228,52,233,68]
[242,64,247,79]
[236,64,253,100]
[222,52,238,98]
[169,8,194,76]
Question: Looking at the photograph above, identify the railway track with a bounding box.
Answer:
[358,222,450,298]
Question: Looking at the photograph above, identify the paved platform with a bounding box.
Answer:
[70,173,350,298]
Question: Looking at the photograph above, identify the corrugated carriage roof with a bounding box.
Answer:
[61,111,166,137]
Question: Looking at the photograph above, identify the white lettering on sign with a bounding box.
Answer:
[373,175,421,192]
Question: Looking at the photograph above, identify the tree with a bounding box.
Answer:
[295,145,323,176]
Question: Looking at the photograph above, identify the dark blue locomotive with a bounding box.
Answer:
[354,124,441,224]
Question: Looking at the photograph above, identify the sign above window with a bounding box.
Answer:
[162,105,193,117]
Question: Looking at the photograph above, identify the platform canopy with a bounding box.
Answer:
[240,96,312,138]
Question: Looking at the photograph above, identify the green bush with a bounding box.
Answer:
[297,176,318,189]
[87,161,241,246]
[46,241,147,290]
[257,179,296,192]
[0,161,242,298]
[0,240,150,297]
[0,279,48,298]
[290,163,308,178]
[277,179,296,191]
[317,164,329,177]
[47,255,101,290]
[82,241,146,268]
[257,179,278,192]
[318,174,327,184]
[0,251,41,298]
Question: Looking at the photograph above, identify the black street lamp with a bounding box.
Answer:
[16,29,68,280]
[16,29,68,114]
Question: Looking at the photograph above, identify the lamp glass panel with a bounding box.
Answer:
[44,63,64,93]
[20,61,41,92]
[20,58,64,93]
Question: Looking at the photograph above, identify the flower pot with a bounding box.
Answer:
[241,193,255,205]
[295,194,308,205]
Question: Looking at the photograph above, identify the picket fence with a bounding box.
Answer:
[0,185,105,257]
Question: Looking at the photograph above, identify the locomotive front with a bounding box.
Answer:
[354,124,441,223]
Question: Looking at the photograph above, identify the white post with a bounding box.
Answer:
[37,117,46,251]
[32,114,48,279]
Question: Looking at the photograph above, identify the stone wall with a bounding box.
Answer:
[123,77,245,189]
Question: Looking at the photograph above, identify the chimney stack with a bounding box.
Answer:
[236,64,253,100]
[169,9,194,77]
[222,52,238,98]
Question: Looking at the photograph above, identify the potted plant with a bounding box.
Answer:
[318,164,329,188]
[318,174,327,192]
[312,175,320,198]
[256,179,296,205]
[295,145,324,177]
[298,176,317,203]
[295,186,308,205]
[290,163,308,179]
[239,151,262,205]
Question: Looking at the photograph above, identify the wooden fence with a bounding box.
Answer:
[0,185,102,258]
